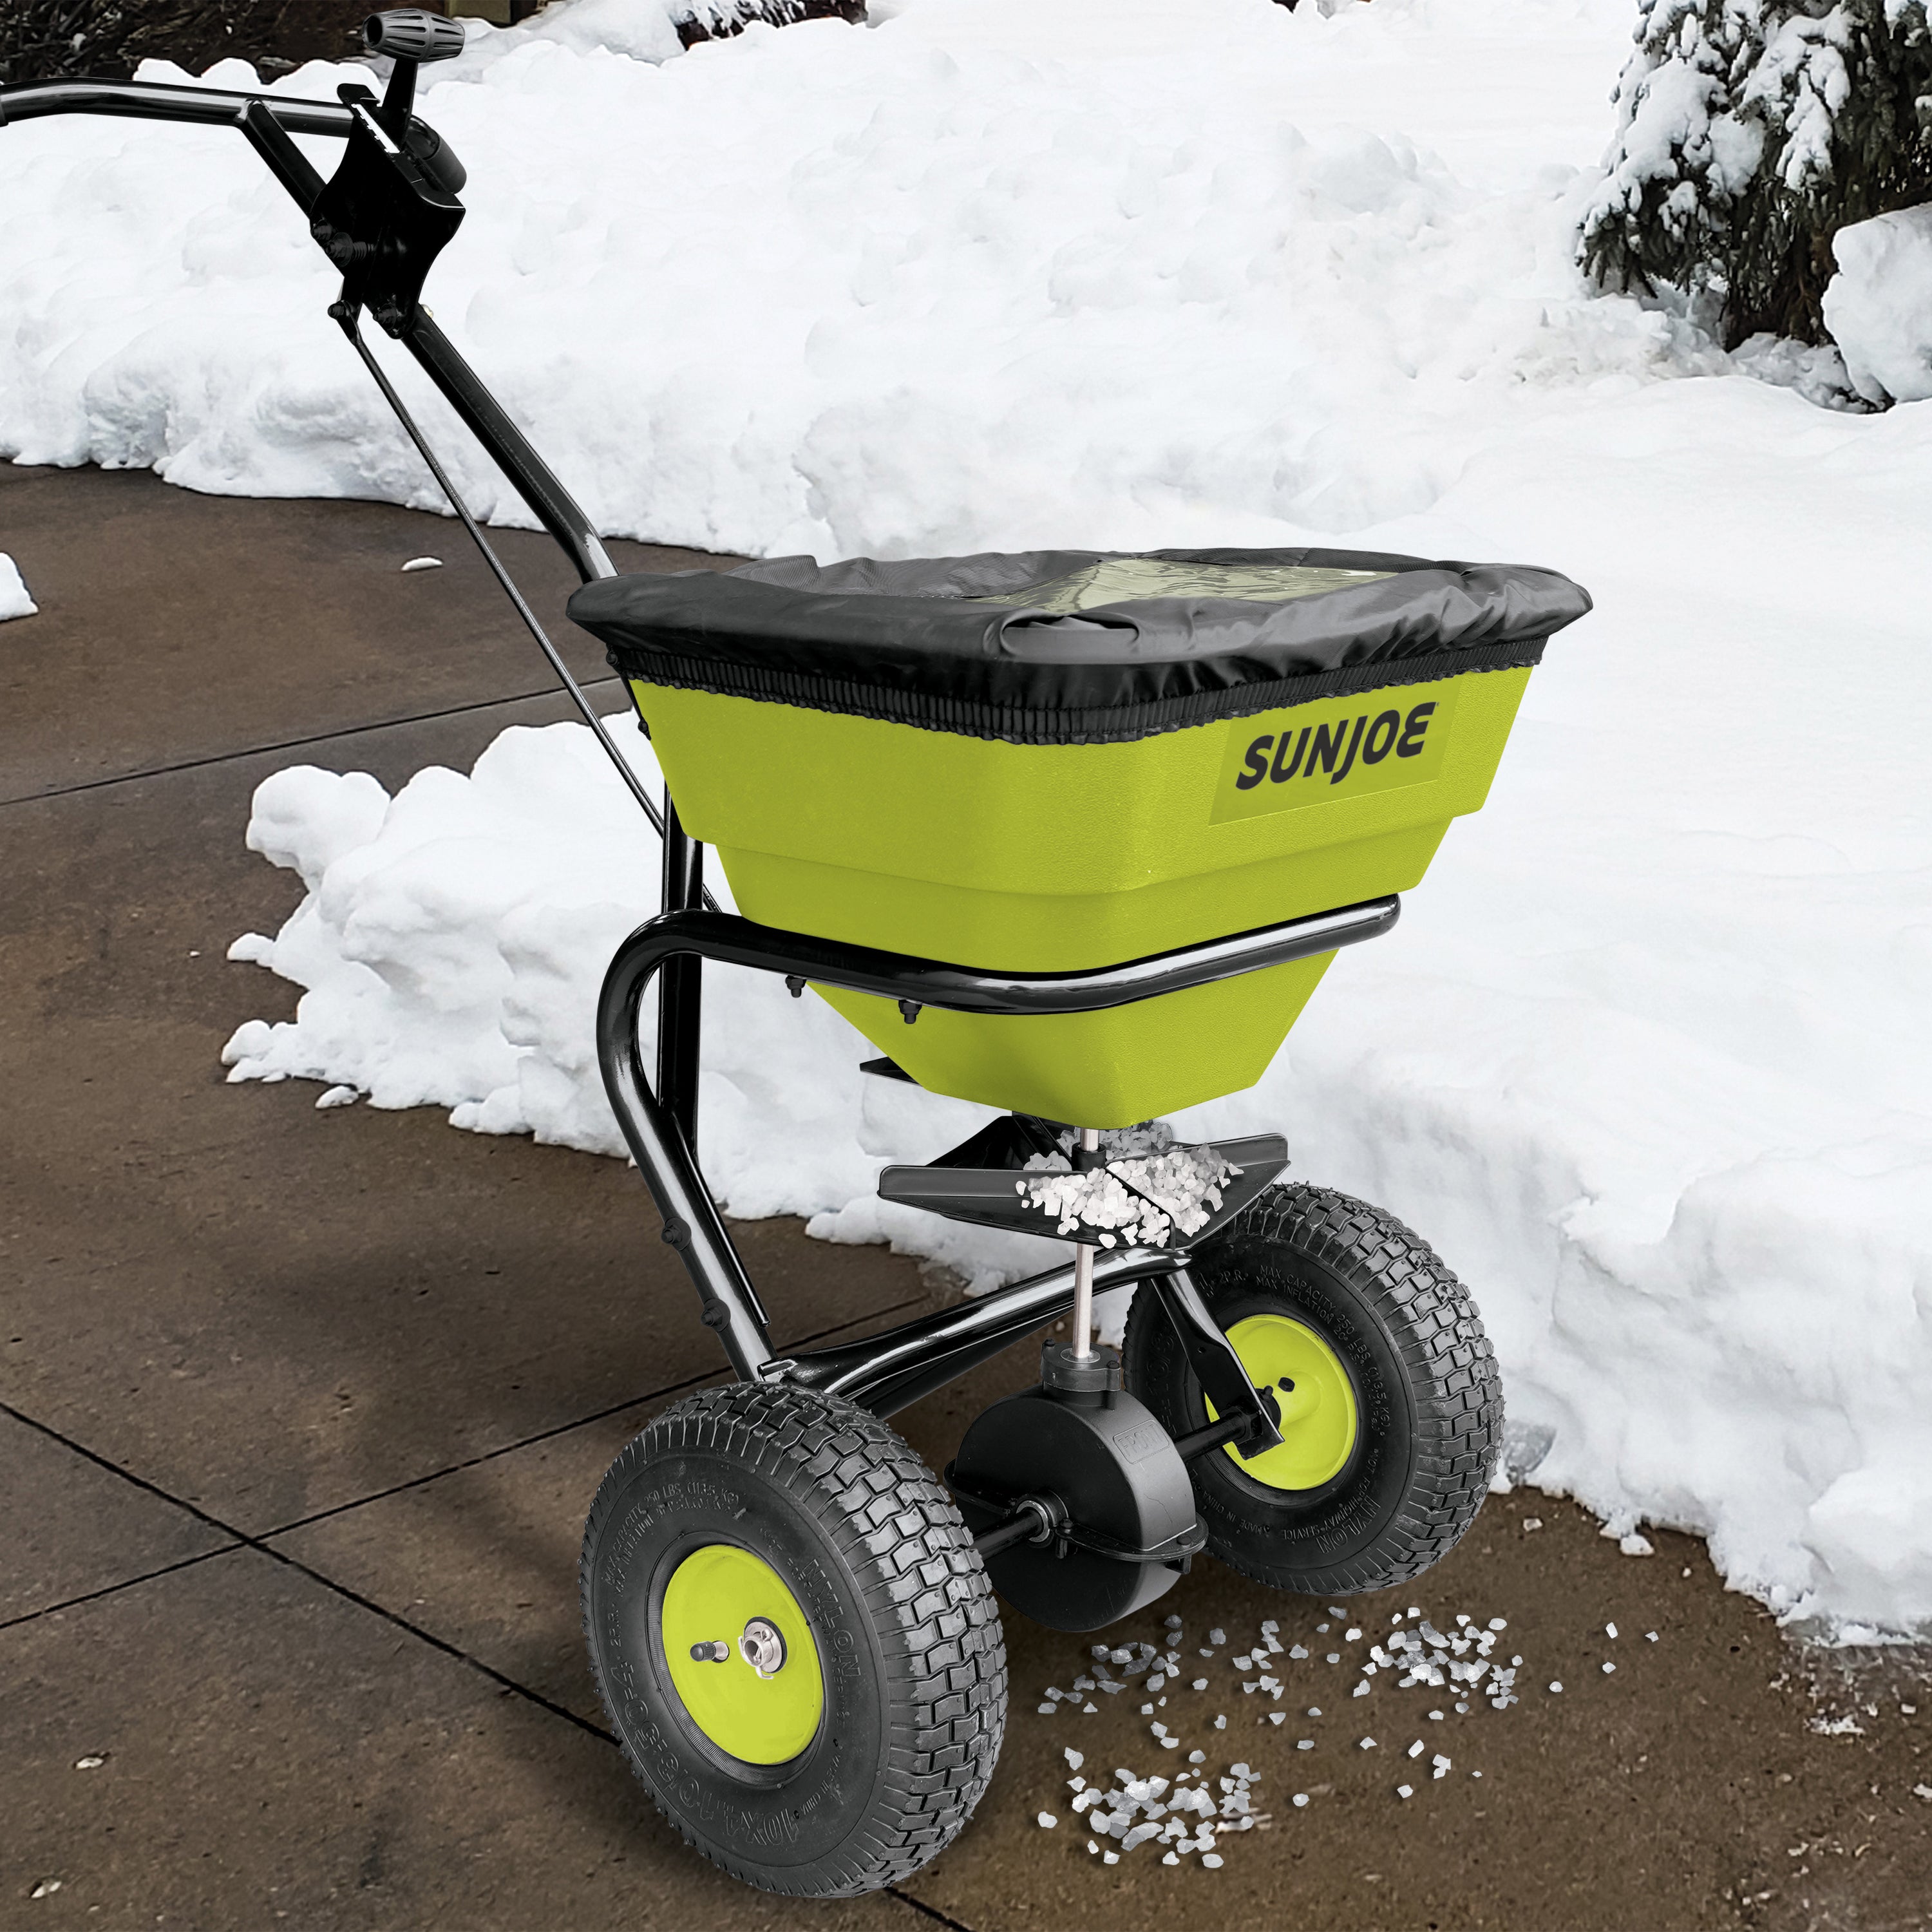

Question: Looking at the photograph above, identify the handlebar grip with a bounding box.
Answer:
[363,10,468,62]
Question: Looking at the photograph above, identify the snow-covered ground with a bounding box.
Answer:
[5,0,1930,1635]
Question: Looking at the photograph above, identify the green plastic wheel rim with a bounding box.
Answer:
[1207,1314,1359,1492]
[660,1544,825,1766]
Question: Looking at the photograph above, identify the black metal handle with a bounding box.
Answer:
[0,76,354,136]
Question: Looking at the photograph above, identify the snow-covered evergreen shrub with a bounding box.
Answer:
[1580,0,1932,345]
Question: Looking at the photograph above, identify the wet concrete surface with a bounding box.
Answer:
[2,467,1927,1929]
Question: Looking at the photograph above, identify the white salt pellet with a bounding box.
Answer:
[1602,1662,1616,1674]
[1213,1716,1227,1729]
[1396,1784,1414,1799]
[1296,1737,1312,1748]
[1548,1682,1563,1694]
[1208,1629,1226,1644]
[1202,1853,1224,1869]
[1646,1632,1658,1642]
[1408,1741,1425,1758]
[1162,1852,1179,1865]
[1192,1679,1208,1691]
[1327,1653,1341,1665]
[1065,1748,1084,1770]
[1352,1681,1370,1698]
[1164,1614,1184,1627]
[1103,1850,1119,1864]
[1358,1737,1376,1750]
[1307,1708,1321,1717]
[1188,1750,1205,1763]
[1605,1623,1618,1639]
[1345,1628,1361,1642]
[1488,1618,1506,1631]
[1433,1754,1450,1768]
[1293,1793,1309,1808]
[1037,1812,1057,1828]
[1269,1713,1287,1727]
[1038,1704,1056,1715]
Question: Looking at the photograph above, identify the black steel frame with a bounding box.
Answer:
[2,64,1404,1441]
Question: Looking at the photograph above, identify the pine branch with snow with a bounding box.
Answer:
[1580,0,1932,346]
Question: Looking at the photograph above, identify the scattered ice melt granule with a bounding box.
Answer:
[74,1756,104,1771]
[1233,1653,1253,1669]
[1522,1518,1544,1533]
[1202,1853,1224,1869]
[1407,1741,1425,1758]
[1162,1852,1180,1865]
[1038,1703,1057,1716]
[1164,1614,1183,1628]
[1208,1629,1226,1645]
[1296,1738,1312,1749]
[1103,1850,1119,1864]
[1065,1748,1084,1770]
[1602,1662,1616,1674]
[1214,1715,1227,1730]
[1359,1738,1377,1750]
[1605,1624,1618,1640]
[0,553,39,621]
[1327,1653,1341,1664]
[401,556,443,573]
[1549,1682,1564,1694]
[1141,1703,1155,1716]
[1345,1629,1361,1642]
[1307,1709,1321,1718]
[1288,1644,1309,1660]
[1293,1793,1310,1808]
[1188,1750,1205,1764]
[1396,1785,1414,1800]
[1269,1713,1287,1727]
[1088,1841,1100,1855]
[1352,1681,1371,1698]
[1488,1620,1507,1632]
[1646,1632,1659,1643]
[1192,1678,1207,1691]
[1037,1812,1057,1828]
[1083,1702,1097,1714]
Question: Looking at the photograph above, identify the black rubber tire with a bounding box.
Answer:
[580,1382,1007,1897]
[1121,1182,1502,1596]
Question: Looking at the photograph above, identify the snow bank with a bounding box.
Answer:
[1824,205,1932,407]
[8,0,1932,1633]
[0,0,1716,555]
[0,552,36,620]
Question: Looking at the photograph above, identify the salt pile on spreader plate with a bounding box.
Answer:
[10,0,1932,1637]
[1020,1126,1235,1247]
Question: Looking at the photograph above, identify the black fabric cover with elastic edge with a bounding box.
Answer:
[568,545,1592,746]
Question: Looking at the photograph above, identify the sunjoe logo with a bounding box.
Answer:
[1211,679,1456,824]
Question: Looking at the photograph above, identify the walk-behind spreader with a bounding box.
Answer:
[3,13,1591,1896]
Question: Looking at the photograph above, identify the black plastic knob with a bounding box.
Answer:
[363,10,468,63]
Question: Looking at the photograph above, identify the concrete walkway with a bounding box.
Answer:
[2,465,1926,1931]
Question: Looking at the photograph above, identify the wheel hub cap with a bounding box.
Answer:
[1206,1313,1359,1491]
[660,1545,824,1764]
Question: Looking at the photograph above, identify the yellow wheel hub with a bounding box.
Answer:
[1206,1314,1359,1492]
[660,1544,824,1765]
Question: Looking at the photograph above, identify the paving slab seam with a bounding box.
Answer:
[885,1886,980,1931]
[0,1542,244,1634]
[3,1395,620,1743]
[255,1291,935,1542]
[0,674,629,811]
